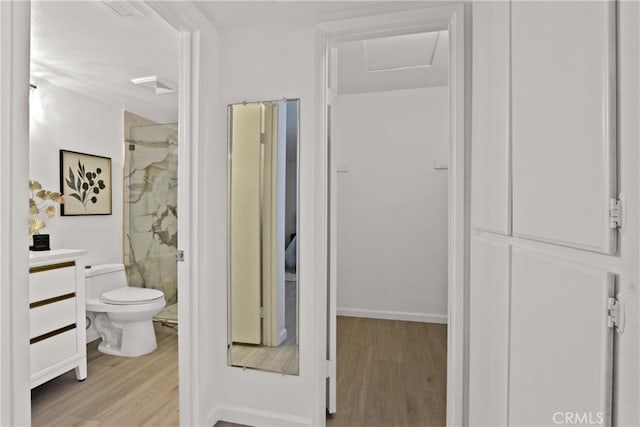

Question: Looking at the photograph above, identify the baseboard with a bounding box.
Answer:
[337,307,448,324]
[86,329,100,343]
[277,328,288,346]
[211,404,312,427]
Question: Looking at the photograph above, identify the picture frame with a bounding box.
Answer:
[60,150,112,216]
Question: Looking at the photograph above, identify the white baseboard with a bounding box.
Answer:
[337,307,448,324]
[277,328,288,346]
[86,329,100,343]
[211,404,312,427]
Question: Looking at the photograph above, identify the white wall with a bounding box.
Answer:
[29,78,123,266]
[210,21,325,426]
[335,87,449,323]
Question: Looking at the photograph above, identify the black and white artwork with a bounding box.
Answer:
[60,150,112,215]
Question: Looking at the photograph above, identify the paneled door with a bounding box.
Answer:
[511,1,617,254]
[469,1,625,425]
[509,249,614,425]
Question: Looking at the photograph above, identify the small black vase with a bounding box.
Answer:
[30,234,50,251]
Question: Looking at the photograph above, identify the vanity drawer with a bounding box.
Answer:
[29,262,76,303]
[30,327,77,374]
[30,296,76,339]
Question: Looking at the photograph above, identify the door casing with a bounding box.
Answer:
[316,3,471,424]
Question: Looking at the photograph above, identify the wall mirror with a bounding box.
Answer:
[227,99,299,375]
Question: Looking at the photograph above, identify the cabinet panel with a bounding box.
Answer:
[509,248,613,426]
[468,237,510,426]
[30,297,76,339]
[511,1,616,253]
[29,263,76,303]
[471,1,511,235]
[30,328,77,374]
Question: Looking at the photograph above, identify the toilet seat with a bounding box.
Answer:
[101,287,164,305]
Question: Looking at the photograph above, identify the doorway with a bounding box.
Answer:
[28,1,180,424]
[319,4,469,425]
[326,29,450,425]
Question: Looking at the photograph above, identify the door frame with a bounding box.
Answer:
[315,3,471,424]
[0,2,210,425]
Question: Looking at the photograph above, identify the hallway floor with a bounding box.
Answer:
[218,317,448,427]
[31,333,179,426]
[326,317,447,427]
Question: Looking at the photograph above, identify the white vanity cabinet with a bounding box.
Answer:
[29,249,87,389]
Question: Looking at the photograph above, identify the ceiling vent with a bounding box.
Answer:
[101,1,145,18]
[131,76,175,95]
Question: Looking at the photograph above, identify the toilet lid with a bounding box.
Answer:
[101,287,165,305]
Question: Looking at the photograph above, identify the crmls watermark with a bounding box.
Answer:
[552,412,605,425]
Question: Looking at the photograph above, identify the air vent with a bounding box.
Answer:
[101,1,145,18]
[131,76,175,95]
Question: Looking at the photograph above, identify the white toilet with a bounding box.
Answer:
[85,263,166,357]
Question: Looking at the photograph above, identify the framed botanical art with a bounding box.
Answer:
[60,150,112,215]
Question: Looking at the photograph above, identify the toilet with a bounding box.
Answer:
[85,263,166,357]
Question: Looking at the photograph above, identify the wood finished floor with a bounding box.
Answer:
[218,317,447,427]
[31,332,179,427]
[326,317,447,427]
[31,318,446,427]
[231,279,299,375]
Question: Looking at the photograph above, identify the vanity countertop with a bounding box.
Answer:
[29,249,87,266]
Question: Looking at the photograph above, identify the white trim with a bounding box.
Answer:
[317,4,469,426]
[337,308,448,324]
[142,5,202,424]
[177,30,199,427]
[0,1,32,425]
[213,404,313,427]
[277,328,288,345]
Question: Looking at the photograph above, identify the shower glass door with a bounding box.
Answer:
[124,123,179,323]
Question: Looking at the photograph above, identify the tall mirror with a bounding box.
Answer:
[228,99,299,375]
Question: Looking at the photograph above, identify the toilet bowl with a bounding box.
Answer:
[85,264,166,357]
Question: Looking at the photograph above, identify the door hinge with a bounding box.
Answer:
[325,360,336,378]
[260,306,265,318]
[260,132,266,144]
[609,198,622,229]
[176,250,185,262]
[607,296,625,334]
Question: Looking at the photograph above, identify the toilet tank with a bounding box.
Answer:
[85,263,128,300]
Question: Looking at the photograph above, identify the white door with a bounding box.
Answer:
[509,249,614,425]
[511,1,617,254]
[326,47,338,415]
[469,1,624,425]
[230,104,262,345]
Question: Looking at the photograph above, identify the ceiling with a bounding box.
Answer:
[195,1,445,30]
[338,30,449,94]
[31,1,179,124]
[30,1,448,122]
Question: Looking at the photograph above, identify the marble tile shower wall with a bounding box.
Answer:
[124,123,178,307]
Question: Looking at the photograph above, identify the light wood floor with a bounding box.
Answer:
[31,318,446,427]
[326,317,447,427]
[231,279,298,375]
[31,332,179,426]
[217,317,447,427]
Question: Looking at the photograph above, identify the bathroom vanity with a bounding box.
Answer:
[29,249,87,388]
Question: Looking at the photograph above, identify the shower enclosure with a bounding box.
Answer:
[124,122,178,324]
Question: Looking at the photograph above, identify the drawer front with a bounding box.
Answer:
[30,297,76,339]
[29,263,76,303]
[30,328,77,374]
